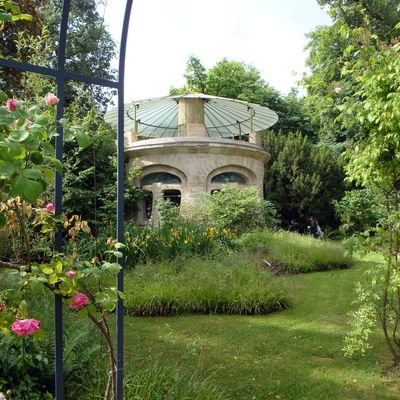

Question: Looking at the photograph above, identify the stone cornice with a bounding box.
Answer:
[125,137,270,163]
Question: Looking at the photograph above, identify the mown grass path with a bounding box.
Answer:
[124,256,400,400]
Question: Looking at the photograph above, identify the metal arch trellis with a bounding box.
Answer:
[0,0,133,398]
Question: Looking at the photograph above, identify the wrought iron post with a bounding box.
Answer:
[116,2,133,398]
[0,1,133,398]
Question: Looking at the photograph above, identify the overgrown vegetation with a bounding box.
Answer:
[237,229,352,274]
[123,252,289,316]
[263,130,345,228]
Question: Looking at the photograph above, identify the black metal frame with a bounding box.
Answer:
[0,1,133,398]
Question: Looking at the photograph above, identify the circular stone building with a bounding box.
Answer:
[106,93,278,225]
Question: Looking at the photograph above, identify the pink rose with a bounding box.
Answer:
[6,98,18,112]
[107,237,114,245]
[70,293,89,310]
[0,392,6,400]
[44,202,55,213]
[66,270,76,278]
[44,93,59,106]
[11,319,40,336]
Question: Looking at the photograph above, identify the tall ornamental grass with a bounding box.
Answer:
[124,223,234,265]
[237,229,352,273]
[124,253,289,316]
[68,221,234,266]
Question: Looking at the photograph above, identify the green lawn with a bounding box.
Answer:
[123,255,399,400]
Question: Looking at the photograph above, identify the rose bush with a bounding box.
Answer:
[0,91,124,399]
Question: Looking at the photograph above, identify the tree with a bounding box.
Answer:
[44,0,117,110]
[317,0,400,41]
[1,0,117,111]
[263,130,344,229]
[303,0,400,148]
[172,56,318,138]
[0,0,43,95]
[336,20,400,364]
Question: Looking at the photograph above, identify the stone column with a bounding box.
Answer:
[249,132,262,146]
[178,98,207,137]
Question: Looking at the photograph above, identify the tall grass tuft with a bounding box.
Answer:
[80,363,229,400]
[124,253,289,316]
[237,229,352,273]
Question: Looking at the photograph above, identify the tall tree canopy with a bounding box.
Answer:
[1,0,116,110]
[172,56,317,138]
[303,0,400,148]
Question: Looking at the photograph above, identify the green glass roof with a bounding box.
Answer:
[104,93,278,139]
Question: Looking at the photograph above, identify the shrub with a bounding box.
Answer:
[0,333,53,400]
[0,277,102,400]
[333,188,384,236]
[237,229,352,273]
[123,253,289,316]
[207,184,279,232]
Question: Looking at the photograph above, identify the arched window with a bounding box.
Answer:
[211,172,247,184]
[141,172,181,186]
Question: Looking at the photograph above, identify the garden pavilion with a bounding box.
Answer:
[106,93,278,224]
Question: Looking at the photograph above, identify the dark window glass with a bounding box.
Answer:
[211,172,246,184]
[141,172,181,185]
[144,193,153,219]
[163,190,181,206]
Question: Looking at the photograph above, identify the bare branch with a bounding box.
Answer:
[0,259,22,271]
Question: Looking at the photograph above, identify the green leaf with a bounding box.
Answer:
[54,260,63,274]
[87,304,96,314]
[42,142,55,154]
[10,129,30,142]
[40,266,53,275]
[102,262,122,274]
[58,282,72,295]
[27,106,40,116]
[42,167,55,180]
[102,298,116,312]
[23,179,43,202]
[0,12,12,22]
[48,273,59,285]
[35,115,49,126]
[23,168,43,180]
[63,128,74,141]
[10,3,20,14]
[76,131,92,148]
[8,142,26,159]
[0,160,15,179]
[11,174,28,197]
[48,157,63,173]
[114,242,126,249]
[77,308,88,320]
[96,292,106,302]
[30,151,44,165]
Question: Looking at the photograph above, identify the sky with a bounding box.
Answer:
[101,0,332,103]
